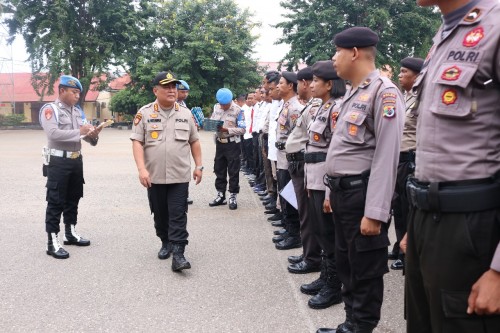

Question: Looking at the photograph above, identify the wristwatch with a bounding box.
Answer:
[196,166,204,171]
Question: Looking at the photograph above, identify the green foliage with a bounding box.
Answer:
[127,0,262,110]
[5,0,149,104]
[275,0,441,70]
[109,89,153,115]
[0,114,25,126]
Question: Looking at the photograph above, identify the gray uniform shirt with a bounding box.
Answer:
[305,97,340,191]
[130,101,199,184]
[413,0,500,270]
[285,98,320,154]
[40,99,95,151]
[325,70,405,222]
[276,96,303,170]
[400,92,418,152]
[210,102,246,139]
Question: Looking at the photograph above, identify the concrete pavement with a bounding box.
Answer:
[0,129,405,332]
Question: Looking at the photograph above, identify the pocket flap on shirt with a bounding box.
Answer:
[343,111,367,126]
[434,63,478,89]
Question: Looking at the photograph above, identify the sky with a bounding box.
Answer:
[0,0,290,73]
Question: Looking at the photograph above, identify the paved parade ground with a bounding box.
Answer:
[0,129,405,332]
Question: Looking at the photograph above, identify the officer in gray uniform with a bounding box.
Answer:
[318,27,405,333]
[301,60,346,310]
[209,88,246,210]
[131,71,202,272]
[274,71,303,250]
[284,66,322,273]
[40,75,100,259]
[404,0,500,331]
[388,57,424,271]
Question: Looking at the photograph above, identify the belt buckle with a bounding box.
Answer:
[70,152,80,159]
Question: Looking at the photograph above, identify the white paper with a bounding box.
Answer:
[279,180,297,210]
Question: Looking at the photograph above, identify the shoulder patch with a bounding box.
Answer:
[134,112,143,126]
[44,108,53,120]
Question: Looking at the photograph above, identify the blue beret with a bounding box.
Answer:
[297,67,313,81]
[333,27,379,48]
[312,61,339,80]
[177,80,190,91]
[216,88,233,105]
[282,71,297,84]
[153,71,181,86]
[59,75,82,92]
[400,57,424,73]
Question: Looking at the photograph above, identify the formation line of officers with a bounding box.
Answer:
[39,1,499,332]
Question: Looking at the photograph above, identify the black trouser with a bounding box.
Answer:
[308,189,335,266]
[214,141,241,194]
[391,159,414,256]
[330,185,389,329]
[242,138,254,171]
[406,207,500,333]
[277,168,299,235]
[45,156,84,233]
[289,161,320,265]
[147,183,189,245]
[251,133,260,176]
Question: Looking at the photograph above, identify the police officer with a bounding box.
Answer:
[130,71,202,272]
[209,88,246,210]
[318,27,404,333]
[40,75,100,259]
[274,71,303,250]
[402,0,500,331]
[388,57,424,271]
[301,61,346,310]
[283,66,322,273]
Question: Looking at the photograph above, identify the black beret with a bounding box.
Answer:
[333,27,379,48]
[282,71,297,84]
[153,71,181,86]
[312,61,339,80]
[400,57,425,73]
[297,67,313,81]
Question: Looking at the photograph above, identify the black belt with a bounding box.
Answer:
[407,176,500,213]
[304,152,327,164]
[399,150,415,163]
[324,170,370,191]
[275,142,286,150]
[286,152,304,162]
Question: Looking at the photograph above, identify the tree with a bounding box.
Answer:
[4,0,150,103]
[275,0,441,69]
[124,0,262,110]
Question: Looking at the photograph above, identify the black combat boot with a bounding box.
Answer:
[209,191,226,207]
[171,244,191,272]
[228,193,238,210]
[309,257,343,309]
[158,241,172,260]
[46,233,69,259]
[316,309,354,333]
[300,254,326,295]
[63,224,90,246]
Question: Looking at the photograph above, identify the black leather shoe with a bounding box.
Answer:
[260,194,272,201]
[209,192,226,207]
[63,225,90,246]
[264,208,279,214]
[265,203,276,210]
[275,236,301,250]
[390,258,404,270]
[274,228,286,235]
[272,232,288,243]
[271,220,284,227]
[300,277,325,295]
[171,244,191,272]
[288,260,321,274]
[267,212,283,221]
[288,254,304,264]
[388,250,399,260]
[317,322,354,333]
[262,198,274,206]
[229,194,237,210]
[158,243,172,260]
[257,191,268,196]
[308,284,342,309]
